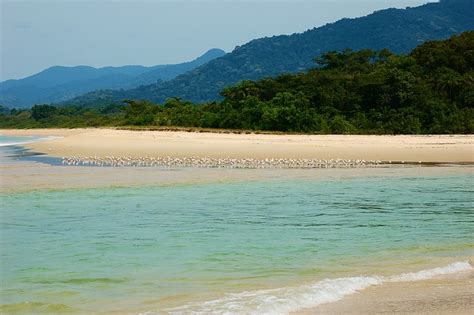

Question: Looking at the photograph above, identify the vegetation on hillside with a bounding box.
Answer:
[1,32,473,134]
[64,0,474,106]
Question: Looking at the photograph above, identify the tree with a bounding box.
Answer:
[31,104,58,121]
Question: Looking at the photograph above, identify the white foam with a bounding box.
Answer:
[0,141,33,147]
[163,261,473,315]
[0,136,61,147]
[169,276,382,315]
[389,261,472,282]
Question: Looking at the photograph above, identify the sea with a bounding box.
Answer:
[0,135,473,314]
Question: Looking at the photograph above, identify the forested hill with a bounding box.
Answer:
[66,0,474,107]
[0,49,225,108]
[3,31,473,135]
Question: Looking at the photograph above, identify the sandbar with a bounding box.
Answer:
[1,128,473,163]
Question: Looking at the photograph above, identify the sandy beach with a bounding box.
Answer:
[295,269,474,315]
[1,128,473,163]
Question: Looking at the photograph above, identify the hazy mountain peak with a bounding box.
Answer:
[0,49,225,108]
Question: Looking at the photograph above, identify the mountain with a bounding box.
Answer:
[0,49,225,108]
[3,32,472,134]
[66,0,474,107]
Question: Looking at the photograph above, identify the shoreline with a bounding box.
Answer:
[294,268,474,315]
[163,260,474,314]
[1,130,473,314]
[1,128,473,163]
[4,161,473,194]
[290,271,474,315]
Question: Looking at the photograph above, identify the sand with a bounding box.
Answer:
[1,128,473,162]
[294,270,474,315]
[3,161,472,194]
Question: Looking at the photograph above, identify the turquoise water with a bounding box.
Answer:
[1,172,473,314]
[0,135,42,146]
[0,135,62,166]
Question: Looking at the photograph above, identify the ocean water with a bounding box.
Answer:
[0,135,49,147]
[0,134,63,166]
[1,171,473,314]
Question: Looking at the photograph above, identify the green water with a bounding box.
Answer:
[1,172,473,314]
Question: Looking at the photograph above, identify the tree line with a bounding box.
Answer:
[1,31,472,134]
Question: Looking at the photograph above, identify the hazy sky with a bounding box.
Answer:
[1,0,435,81]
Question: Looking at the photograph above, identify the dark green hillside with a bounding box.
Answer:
[67,0,474,107]
[2,32,473,134]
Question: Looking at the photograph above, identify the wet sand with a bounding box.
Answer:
[1,158,472,194]
[1,128,473,162]
[294,270,474,315]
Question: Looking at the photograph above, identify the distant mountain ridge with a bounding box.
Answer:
[67,0,474,106]
[0,49,225,108]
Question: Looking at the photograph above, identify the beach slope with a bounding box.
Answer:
[1,129,473,163]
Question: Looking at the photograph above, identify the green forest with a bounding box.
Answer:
[1,31,473,134]
[64,0,474,106]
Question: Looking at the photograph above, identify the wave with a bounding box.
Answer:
[388,261,471,282]
[164,261,472,315]
[31,277,129,285]
[0,141,35,147]
[0,136,61,147]
[0,301,80,313]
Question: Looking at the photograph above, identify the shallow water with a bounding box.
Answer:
[1,135,473,314]
[0,134,63,166]
[1,170,473,314]
[0,134,50,147]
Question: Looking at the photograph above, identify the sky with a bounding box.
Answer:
[1,0,435,81]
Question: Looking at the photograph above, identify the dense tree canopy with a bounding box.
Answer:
[1,32,473,134]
